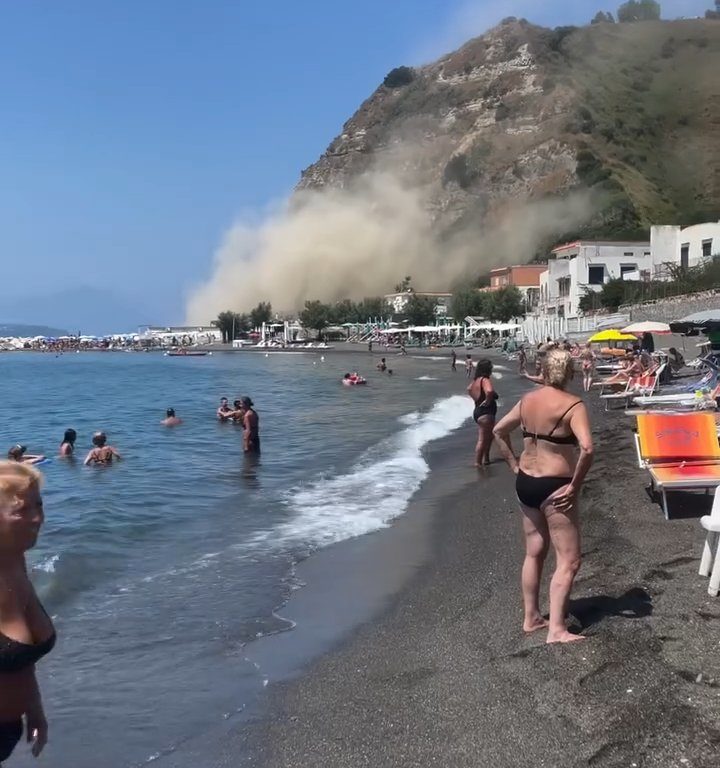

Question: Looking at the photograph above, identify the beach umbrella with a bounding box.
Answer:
[621,321,671,335]
[588,329,637,343]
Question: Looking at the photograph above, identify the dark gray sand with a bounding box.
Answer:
[238,393,720,768]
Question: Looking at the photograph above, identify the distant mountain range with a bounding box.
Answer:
[0,323,69,338]
[0,287,150,336]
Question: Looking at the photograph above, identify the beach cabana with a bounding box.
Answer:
[635,412,720,519]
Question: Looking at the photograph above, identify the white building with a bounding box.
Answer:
[651,220,720,274]
[537,240,651,319]
[384,291,452,317]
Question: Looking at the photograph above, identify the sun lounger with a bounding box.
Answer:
[635,412,720,519]
[600,364,665,411]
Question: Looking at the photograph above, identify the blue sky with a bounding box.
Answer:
[0,0,711,326]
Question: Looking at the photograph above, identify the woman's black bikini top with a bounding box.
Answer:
[0,603,56,673]
[521,400,581,446]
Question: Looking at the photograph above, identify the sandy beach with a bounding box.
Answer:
[147,360,720,768]
[235,376,720,768]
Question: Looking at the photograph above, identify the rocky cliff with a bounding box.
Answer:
[298,17,720,258]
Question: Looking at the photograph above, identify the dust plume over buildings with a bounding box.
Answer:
[185,170,593,322]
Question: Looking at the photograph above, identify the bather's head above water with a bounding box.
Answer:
[92,432,108,448]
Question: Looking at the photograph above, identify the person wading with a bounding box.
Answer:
[467,359,498,467]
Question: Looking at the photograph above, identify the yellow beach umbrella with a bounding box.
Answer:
[588,329,637,343]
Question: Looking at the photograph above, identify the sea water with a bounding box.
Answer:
[0,351,471,767]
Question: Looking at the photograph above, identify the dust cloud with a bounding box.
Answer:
[185,169,593,323]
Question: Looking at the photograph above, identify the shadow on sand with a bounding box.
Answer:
[569,587,653,631]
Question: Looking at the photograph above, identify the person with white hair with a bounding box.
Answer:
[493,350,594,644]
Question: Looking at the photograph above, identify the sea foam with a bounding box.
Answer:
[267,395,470,549]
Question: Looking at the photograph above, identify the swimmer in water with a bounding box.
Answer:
[83,432,121,466]
[239,397,260,454]
[377,358,387,373]
[161,408,182,427]
[6,446,46,465]
[59,429,77,457]
[216,397,233,422]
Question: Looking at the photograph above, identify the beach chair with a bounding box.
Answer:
[699,487,720,596]
[635,412,720,519]
[601,364,665,411]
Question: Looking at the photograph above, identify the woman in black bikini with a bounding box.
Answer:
[0,462,55,763]
[467,359,498,467]
[493,349,593,644]
[84,432,121,466]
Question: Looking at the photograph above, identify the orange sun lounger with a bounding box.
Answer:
[636,412,720,519]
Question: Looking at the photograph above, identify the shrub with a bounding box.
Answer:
[443,154,472,189]
[383,66,415,89]
[617,0,661,23]
[495,102,511,121]
[548,26,578,53]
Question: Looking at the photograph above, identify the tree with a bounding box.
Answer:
[394,276,413,293]
[402,294,437,326]
[328,299,356,325]
[214,310,239,343]
[249,301,272,329]
[450,287,489,321]
[591,10,616,23]
[299,300,331,339]
[488,287,525,322]
[617,0,661,22]
[355,297,386,322]
[383,66,415,88]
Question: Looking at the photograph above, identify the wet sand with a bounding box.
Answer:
[241,387,720,767]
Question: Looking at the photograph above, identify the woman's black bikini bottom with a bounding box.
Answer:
[516,469,572,510]
[0,719,22,761]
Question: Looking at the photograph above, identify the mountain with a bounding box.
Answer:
[0,323,69,338]
[299,17,720,254]
[0,287,150,336]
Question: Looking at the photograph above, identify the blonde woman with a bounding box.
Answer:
[0,462,54,762]
[493,350,594,644]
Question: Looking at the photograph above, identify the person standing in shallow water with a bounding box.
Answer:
[493,350,594,644]
[0,462,55,763]
[467,359,497,467]
[161,408,182,427]
[59,429,77,457]
[84,432,121,466]
[240,397,260,454]
[451,349,457,372]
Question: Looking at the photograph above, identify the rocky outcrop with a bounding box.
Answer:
[297,17,720,256]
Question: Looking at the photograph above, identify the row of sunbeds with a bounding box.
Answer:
[593,352,720,594]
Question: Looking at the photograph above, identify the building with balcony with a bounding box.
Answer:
[650,220,720,273]
[537,240,651,319]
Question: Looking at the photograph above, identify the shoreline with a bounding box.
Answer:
[234,380,720,767]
